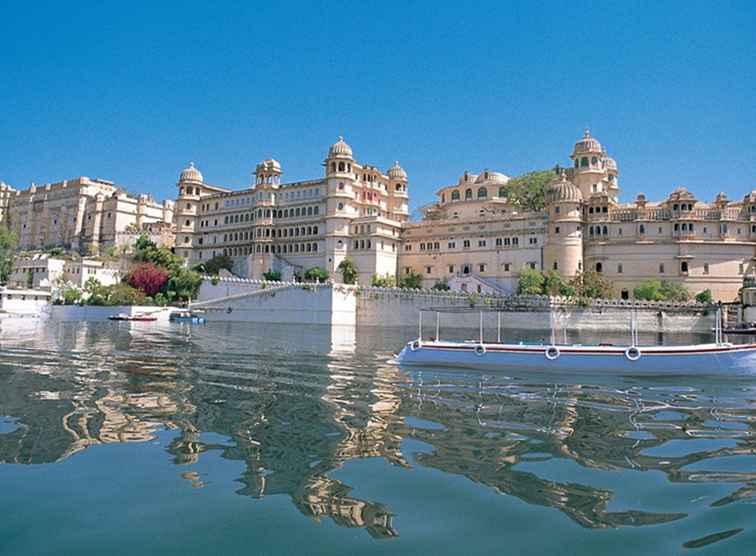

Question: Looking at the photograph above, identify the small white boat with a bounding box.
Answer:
[392,307,756,376]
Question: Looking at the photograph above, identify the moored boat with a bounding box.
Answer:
[108,313,158,322]
[392,306,756,376]
[169,310,206,324]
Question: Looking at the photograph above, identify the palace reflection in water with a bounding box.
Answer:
[1,320,755,546]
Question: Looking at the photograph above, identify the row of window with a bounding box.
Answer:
[408,236,530,251]
[592,261,747,275]
[409,261,538,275]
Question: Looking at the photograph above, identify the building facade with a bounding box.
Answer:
[400,130,756,301]
[0,177,174,254]
[174,138,409,283]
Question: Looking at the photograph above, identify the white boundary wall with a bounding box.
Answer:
[49,305,173,322]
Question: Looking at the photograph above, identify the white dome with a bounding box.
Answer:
[328,136,353,158]
[259,158,281,171]
[572,129,603,156]
[388,161,407,180]
[179,162,203,183]
[475,170,509,185]
[546,171,583,204]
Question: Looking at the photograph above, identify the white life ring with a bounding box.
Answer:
[474,344,486,356]
[545,346,560,360]
[410,340,421,352]
[625,346,642,361]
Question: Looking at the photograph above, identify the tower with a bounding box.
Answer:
[544,171,584,278]
[569,129,607,200]
[323,137,357,278]
[174,162,204,263]
[387,162,409,222]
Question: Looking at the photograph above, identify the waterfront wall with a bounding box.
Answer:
[193,280,356,326]
[354,287,715,333]
[196,277,715,333]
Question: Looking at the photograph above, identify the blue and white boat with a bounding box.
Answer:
[169,310,206,324]
[393,307,756,376]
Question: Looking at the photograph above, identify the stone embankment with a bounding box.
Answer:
[196,276,717,333]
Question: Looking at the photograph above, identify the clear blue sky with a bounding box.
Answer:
[1,1,755,213]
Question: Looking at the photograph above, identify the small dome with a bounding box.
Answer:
[475,170,509,185]
[258,158,281,172]
[546,171,583,204]
[179,162,203,183]
[605,157,618,172]
[572,129,603,156]
[388,161,407,180]
[328,136,353,158]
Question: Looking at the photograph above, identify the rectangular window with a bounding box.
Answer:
[739,263,745,274]
[659,263,665,273]
[463,240,470,248]
[448,265,454,273]
[478,240,486,247]
[528,262,536,270]
[479,264,486,272]
[617,263,623,273]
[554,227,560,235]
[448,242,456,249]
[425,266,432,274]
[529,237,537,245]
[504,263,510,272]
[703,263,709,275]
[495,238,502,246]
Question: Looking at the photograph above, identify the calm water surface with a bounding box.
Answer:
[1,320,755,555]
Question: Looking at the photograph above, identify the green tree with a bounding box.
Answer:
[399,270,423,289]
[165,268,202,301]
[84,277,108,305]
[659,280,690,302]
[194,254,234,275]
[337,259,358,285]
[695,289,713,304]
[572,270,614,299]
[0,227,18,284]
[262,270,282,281]
[543,270,569,296]
[371,273,397,287]
[61,286,82,305]
[303,266,329,283]
[105,283,146,306]
[634,280,664,301]
[498,170,555,211]
[517,267,545,295]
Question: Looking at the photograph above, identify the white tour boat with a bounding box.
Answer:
[393,307,756,376]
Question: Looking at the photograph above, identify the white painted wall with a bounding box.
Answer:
[49,305,173,321]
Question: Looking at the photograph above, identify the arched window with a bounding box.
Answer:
[477,187,488,199]
[463,264,471,274]
[602,226,608,235]
[595,262,603,273]
[338,162,345,172]
[465,189,473,200]
[498,187,507,197]
[591,156,598,165]
[451,190,460,201]
[581,157,589,167]
[681,261,689,273]
[639,224,645,234]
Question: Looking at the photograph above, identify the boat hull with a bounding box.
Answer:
[394,341,756,376]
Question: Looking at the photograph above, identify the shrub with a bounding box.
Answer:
[303,266,329,283]
[337,259,358,285]
[695,289,713,304]
[106,283,146,306]
[165,268,202,301]
[634,280,690,302]
[127,263,170,296]
[634,280,664,301]
[62,286,82,305]
[432,278,450,291]
[517,268,545,295]
[263,270,282,281]
[371,274,396,288]
[399,270,423,289]
[659,280,690,302]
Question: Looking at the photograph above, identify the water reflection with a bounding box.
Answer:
[0,322,755,546]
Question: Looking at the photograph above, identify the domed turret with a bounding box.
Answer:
[255,158,282,187]
[388,161,407,180]
[457,171,478,186]
[546,171,583,204]
[328,136,353,159]
[572,129,603,157]
[179,162,203,184]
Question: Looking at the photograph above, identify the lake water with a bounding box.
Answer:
[1,320,755,555]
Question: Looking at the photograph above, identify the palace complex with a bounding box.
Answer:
[3,131,755,301]
[0,177,174,253]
